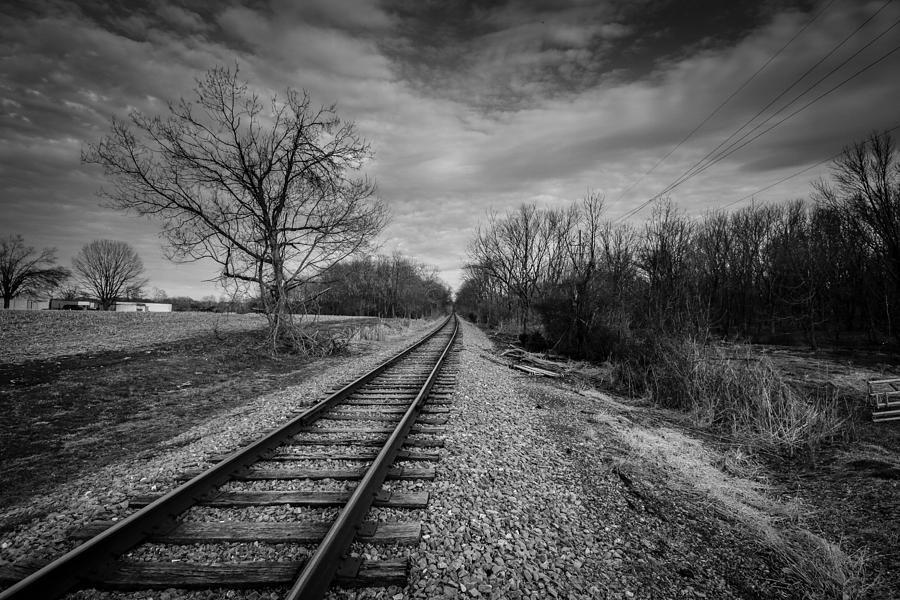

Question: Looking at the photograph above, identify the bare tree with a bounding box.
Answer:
[123,283,145,300]
[60,285,84,300]
[0,234,70,308]
[694,211,732,332]
[637,199,695,331]
[72,240,147,310]
[83,66,388,350]
[469,204,558,333]
[816,132,900,281]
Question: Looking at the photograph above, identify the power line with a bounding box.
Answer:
[665,37,900,188]
[721,158,833,210]
[656,14,900,199]
[719,122,900,210]
[616,14,900,222]
[608,0,837,207]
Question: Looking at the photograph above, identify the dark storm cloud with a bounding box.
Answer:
[1,0,898,293]
[379,0,821,109]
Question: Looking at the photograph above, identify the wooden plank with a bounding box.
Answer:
[129,490,429,509]
[867,378,900,385]
[511,364,561,378]
[87,558,406,589]
[74,520,421,545]
[872,396,900,409]
[873,414,900,422]
[177,466,435,481]
[873,407,900,415]
[872,408,900,418]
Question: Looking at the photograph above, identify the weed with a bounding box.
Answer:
[590,402,875,600]
[770,530,877,600]
[611,336,850,456]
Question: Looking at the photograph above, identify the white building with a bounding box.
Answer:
[113,301,173,312]
[4,296,50,310]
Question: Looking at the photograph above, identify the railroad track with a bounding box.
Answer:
[0,314,460,600]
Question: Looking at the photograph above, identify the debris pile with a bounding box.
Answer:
[498,347,564,377]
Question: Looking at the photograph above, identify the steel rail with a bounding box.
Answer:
[287,313,459,600]
[0,314,454,600]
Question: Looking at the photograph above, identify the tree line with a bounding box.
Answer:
[311,254,452,318]
[1,232,449,319]
[457,132,900,357]
[0,237,146,310]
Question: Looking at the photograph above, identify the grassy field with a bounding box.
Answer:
[0,310,404,515]
[0,310,363,364]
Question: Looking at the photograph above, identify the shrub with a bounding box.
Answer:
[518,330,548,352]
[641,337,850,455]
[535,293,633,361]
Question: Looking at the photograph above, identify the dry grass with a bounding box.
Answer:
[584,389,874,599]
[644,338,850,455]
[0,311,368,363]
[349,317,428,342]
[770,530,877,600]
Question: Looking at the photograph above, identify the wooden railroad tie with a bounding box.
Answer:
[74,520,421,545]
[175,466,436,481]
[0,559,407,590]
[129,489,430,509]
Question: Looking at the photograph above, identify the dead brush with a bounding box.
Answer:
[648,338,849,456]
[265,324,351,356]
[351,322,390,342]
[768,529,877,600]
[599,398,875,599]
[350,317,427,343]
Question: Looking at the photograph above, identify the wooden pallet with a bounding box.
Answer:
[867,378,900,422]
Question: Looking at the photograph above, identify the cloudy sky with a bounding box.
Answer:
[2,0,899,297]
